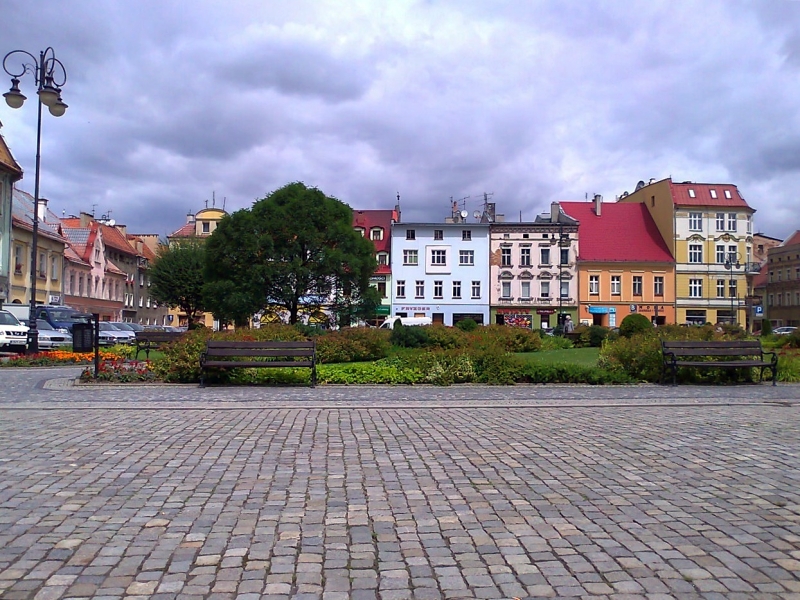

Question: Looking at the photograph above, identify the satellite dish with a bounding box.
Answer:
[473,210,481,219]
[460,210,468,218]
[635,180,646,191]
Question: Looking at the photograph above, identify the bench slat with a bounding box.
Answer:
[206,341,314,349]
[661,339,776,386]
[205,348,314,358]
[200,339,317,387]
[202,360,313,368]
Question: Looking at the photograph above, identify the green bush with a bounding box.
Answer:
[455,318,478,332]
[619,313,653,338]
[425,324,468,349]
[315,327,391,363]
[520,362,633,384]
[466,325,542,353]
[151,328,213,383]
[760,319,773,336]
[598,333,662,382]
[573,325,610,347]
[317,360,423,384]
[389,322,431,348]
[539,335,574,351]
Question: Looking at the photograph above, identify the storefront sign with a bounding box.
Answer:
[369,275,387,282]
[375,305,390,316]
[497,308,531,314]
[536,308,556,315]
[398,306,430,312]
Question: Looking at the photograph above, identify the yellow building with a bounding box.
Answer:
[619,178,757,326]
[165,206,228,328]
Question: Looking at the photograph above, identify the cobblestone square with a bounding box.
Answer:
[0,368,798,598]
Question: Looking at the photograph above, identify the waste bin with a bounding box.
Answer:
[72,322,94,353]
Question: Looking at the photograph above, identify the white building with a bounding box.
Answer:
[390,219,490,325]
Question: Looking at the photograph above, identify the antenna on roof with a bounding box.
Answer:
[204,198,208,209]
[222,196,226,211]
[212,191,216,207]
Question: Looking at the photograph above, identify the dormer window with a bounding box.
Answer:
[724,190,732,199]
[370,227,383,241]
[710,189,717,199]
[202,221,210,233]
[354,227,365,237]
[688,189,696,198]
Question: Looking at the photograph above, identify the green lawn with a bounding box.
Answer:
[519,347,600,367]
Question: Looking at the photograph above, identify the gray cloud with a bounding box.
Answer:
[1,0,800,239]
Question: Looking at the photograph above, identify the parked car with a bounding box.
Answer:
[773,326,797,335]
[110,322,144,333]
[34,306,92,333]
[97,322,135,345]
[0,309,29,353]
[35,319,73,349]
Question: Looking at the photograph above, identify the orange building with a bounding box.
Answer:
[561,198,676,326]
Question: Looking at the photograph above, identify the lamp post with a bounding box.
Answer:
[3,48,68,353]
[723,252,742,326]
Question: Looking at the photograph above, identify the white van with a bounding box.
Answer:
[379,316,433,329]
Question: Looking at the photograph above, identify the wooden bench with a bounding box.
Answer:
[661,340,778,386]
[134,331,183,360]
[199,340,316,387]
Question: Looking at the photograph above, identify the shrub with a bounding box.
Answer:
[539,335,574,351]
[316,327,391,363]
[150,328,213,383]
[619,313,653,338]
[400,348,476,385]
[455,318,478,332]
[573,325,610,347]
[425,324,468,349]
[520,362,633,384]
[390,322,431,348]
[466,325,542,353]
[598,333,662,382]
[760,319,772,336]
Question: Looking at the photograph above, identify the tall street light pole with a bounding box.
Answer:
[3,48,68,353]
[724,252,742,327]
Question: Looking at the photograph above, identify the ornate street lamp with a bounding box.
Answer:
[3,48,68,353]
[724,252,742,326]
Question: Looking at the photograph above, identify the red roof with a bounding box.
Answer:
[352,209,398,274]
[169,222,196,238]
[781,230,800,247]
[560,202,673,263]
[99,223,136,254]
[668,181,751,208]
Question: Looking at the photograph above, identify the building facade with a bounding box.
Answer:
[561,198,676,326]
[353,208,398,325]
[765,230,800,328]
[619,178,756,326]
[489,202,579,330]
[390,218,490,326]
[0,131,23,305]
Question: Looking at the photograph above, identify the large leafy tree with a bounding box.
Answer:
[204,182,377,324]
[149,242,206,327]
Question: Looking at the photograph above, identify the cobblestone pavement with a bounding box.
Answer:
[0,368,799,599]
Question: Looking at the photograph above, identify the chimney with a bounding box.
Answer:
[593,194,603,216]
[550,202,560,223]
[187,212,195,224]
[37,198,48,223]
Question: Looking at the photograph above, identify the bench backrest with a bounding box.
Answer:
[205,340,315,358]
[662,340,763,357]
[135,331,184,343]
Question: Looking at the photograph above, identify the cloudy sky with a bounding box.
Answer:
[2,1,800,240]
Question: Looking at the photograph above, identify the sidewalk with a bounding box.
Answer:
[0,370,798,598]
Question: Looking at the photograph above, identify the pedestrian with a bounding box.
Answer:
[564,315,574,333]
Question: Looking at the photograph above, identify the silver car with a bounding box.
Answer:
[773,326,797,336]
[35,319,73,349]
[97,322,135,345]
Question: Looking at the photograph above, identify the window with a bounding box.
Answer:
[560,248,569,265]
[377,282,387,298]
[716,213,725,231]
[471,281,481,299]
[50,256,59,280]
[746,215,752,234]
[632,276,643,296]
[689,279,703,298]
[406,229,415,240]
[689,212,702,231]
[434,281,443,299]
[689,244,703,264]
[688,189,696,198]
[38,251,46,277]
[431,249,447,265]
[14,245,23,274]
[654,276,664,297]
[139,295,144,307]
[710,189,717,199]
[415,280,424,298]
[371,228,383,241]
[377,253,388,266]
[139,273,145,287]
[78,275,84,296]
[716,245,726,264]
[768,294,773,307]
[433,229,443,241]
[724,190,732,199]
[68,273,74,295]
[727,213,737,232]
[729,279,737,298]
[540,248,551,265]
[354,227,365,237]
[202,221,210,233]
[589,275,599,295]
[716,279,726,298]
[727,245,738,264]
[146,296,151,308]
[611,275,621,295]
[403,249,418,266]
[396,280,405,298]
[452,281,461,299]
[520,281,530,299]
[560,281,569,298]
[501,281,511,298]
[540,281,550,298]
[462,230,471,241]
[459,250,474,265]
[501,248,512,266]
[520,247,531,267]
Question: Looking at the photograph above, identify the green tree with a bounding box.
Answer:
[760,318,772,336]
[149,242,206,327]
[204,182,377,325]
[619,313,653,338]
